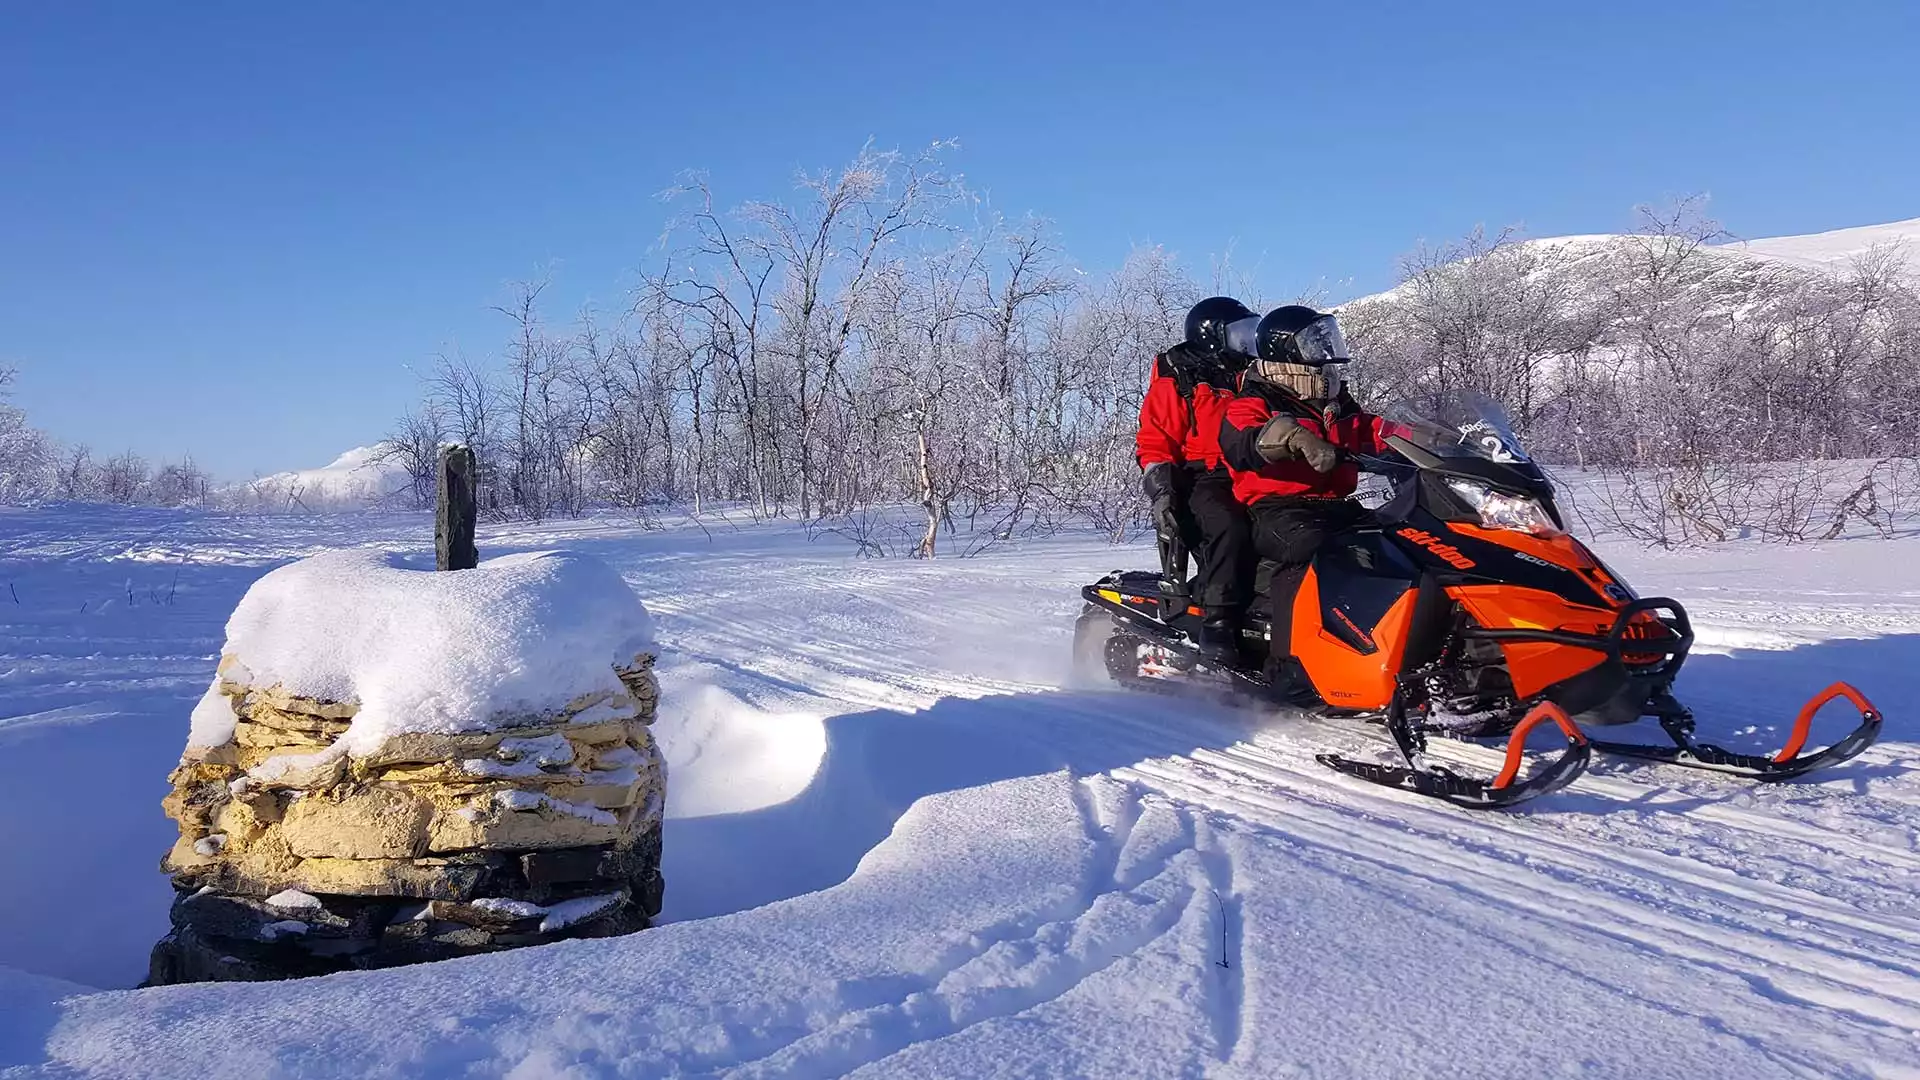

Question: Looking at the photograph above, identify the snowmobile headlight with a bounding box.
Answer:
[1445,479,1558,536]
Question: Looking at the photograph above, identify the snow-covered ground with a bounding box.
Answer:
[1,506,1916,1078]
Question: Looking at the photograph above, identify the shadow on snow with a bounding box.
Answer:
[659,686,1260,923]
[664,631,1918,919]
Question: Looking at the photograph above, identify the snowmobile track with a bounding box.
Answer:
[1118,762,1919,1077]
[1115,751,1920,1036]
[700,780,1247,1078]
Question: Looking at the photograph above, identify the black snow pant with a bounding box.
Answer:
[1251,497,1361,667]
[1172,467,1253,613]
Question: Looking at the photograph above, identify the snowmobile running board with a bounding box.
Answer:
[1318,700,1591,811]
[1588,682,1883,781]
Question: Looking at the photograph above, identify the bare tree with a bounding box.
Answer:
[370,157,1920,549]
[57,444,95,500]
[150,456,212,506]
[0,367,55,504]
[379,406,447,509]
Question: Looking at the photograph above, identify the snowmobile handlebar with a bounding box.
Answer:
[1349,451,1417,477]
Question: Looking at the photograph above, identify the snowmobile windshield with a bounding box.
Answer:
[1293,315,1351,364]
[1388,392,1532,464]
[1222,314,1262,359]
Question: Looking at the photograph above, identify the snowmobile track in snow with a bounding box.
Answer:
[1113,744,1920,1036]
[672,780,1251,1078]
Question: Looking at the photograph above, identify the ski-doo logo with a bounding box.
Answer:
[1396,528,1477,570]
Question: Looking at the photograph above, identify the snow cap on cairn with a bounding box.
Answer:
[189,549,654,755]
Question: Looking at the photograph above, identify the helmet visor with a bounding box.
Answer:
[1294,315,1351,365]
[1222,314,1262,359]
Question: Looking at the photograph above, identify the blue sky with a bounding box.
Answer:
[4,0,1915,479]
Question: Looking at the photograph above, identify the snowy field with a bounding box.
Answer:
[1,505,1917,1078]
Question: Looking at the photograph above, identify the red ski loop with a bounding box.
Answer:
[1779,682,1880,764]
[1492,702,1585,790]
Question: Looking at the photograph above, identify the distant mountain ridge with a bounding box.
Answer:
[1718,217,1920,274]
[228,445,410,510]
[1342,215,1920,308]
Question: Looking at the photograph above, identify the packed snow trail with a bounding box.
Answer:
[1,506,1916,1077]
[17,769,1917,1078]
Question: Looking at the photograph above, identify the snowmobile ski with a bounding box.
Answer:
[1588,682,1882,780]
[1318,696,1590,810]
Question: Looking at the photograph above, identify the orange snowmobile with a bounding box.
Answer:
[1074,395,1882,809]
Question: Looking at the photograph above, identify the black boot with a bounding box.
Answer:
[1263,655,1321,707]
[1196,609,1242,665]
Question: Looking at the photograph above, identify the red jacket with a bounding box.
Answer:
[1136,348,1239,472]
[1219,384,1397,505]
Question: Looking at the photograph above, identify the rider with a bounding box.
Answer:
[1136,296,1258,662]
[1218,305,1400,692]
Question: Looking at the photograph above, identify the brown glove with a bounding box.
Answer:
[1256,416,1343,473]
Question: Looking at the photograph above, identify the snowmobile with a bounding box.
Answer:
[1074,395,1883,810]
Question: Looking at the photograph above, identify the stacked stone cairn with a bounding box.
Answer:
[149,653,664,985]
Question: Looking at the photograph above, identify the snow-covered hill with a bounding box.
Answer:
[225,445,410,511]
[0,507,1915,1077]
[1341,215,1920,310]
[1720,216,1920,275]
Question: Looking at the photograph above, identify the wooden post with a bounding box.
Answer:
[436,444,478,571]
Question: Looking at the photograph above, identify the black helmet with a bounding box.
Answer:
[1255,305,1350,366]
[1183,296,1255,356]
[1251,305,1352,399]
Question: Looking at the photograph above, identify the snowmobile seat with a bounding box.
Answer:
[1248,522,1392,615]
[1111,568,1174,601]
